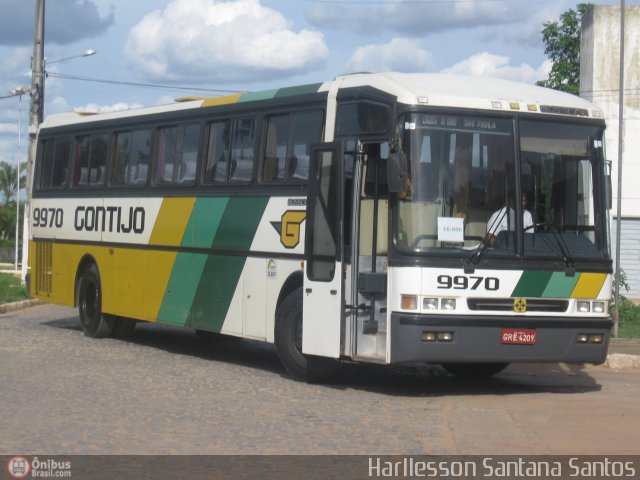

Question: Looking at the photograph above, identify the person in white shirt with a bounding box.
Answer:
[485,193,533,246]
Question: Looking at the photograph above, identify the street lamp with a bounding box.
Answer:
[8,86,30,271]
[39,49,97,118]
[44,49,96,66]
[20,43,97,283]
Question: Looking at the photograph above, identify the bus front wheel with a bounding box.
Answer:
[77,264,115,338]
[441,362,509,378]
[274,288,342,383]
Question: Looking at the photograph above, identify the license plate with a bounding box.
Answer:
[501,328,537,345]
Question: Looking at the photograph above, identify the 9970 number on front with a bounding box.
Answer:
[437,275,499,291]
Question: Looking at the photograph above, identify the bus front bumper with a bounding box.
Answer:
[389,313,612,365]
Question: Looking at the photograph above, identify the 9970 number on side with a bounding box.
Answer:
[437,275,499,291]
[33,208,64,228]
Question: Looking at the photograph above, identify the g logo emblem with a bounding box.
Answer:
[271,210,306,248]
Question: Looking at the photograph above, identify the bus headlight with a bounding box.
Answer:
[441,299,456,311]
[577,301,590,313]
[423,298,438,310]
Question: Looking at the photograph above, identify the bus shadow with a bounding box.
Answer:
[332,362,603,397]
[43,317,603,397]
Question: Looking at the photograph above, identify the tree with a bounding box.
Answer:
[537,3,593,95]
[0,160,27,205]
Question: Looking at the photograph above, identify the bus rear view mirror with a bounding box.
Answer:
[387,151,408,193]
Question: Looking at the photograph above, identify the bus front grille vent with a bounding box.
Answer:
[467,298,569,313]
[35,242,53,296]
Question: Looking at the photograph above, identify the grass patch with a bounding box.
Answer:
[612,298,640,338]
[0,272,29,304]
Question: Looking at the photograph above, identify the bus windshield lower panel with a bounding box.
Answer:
[394,112,609,264]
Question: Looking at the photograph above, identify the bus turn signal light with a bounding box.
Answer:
[401,295,418,310]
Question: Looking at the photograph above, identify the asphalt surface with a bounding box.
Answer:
[1,303,639,457]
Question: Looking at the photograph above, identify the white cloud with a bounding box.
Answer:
[73,102,144,114]
[347,38,433,73]
[306,0,532,36]
[125,0,328,83]
[441,52,551,84]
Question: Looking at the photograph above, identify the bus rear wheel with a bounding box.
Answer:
[77,264,115,338]
[441,362,509,378]
[274,288,342,383]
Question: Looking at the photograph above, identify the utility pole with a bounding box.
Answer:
[22,0,45,283]
[613,0,625,338]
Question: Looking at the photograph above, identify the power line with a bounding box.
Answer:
[47,72,245,95]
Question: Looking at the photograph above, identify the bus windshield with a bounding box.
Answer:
[395,112,609,262]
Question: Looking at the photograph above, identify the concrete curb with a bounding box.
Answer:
[0,299,43,314]
[604,353,640,370]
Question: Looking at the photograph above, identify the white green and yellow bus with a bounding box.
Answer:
[29,72,613,381]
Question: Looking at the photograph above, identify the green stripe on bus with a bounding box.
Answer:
[188,197,269,332]
[511,271,554,298]
[274,83,323,98]
[239,90,279,102]
[157,253,208,326]
[189,197,229,248]
[157,197,230,325]
[541,271,580,298]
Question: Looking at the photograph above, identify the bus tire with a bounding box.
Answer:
[111,317,137,338]
[77,263,115,338]
[274,288,342,383]
[441,362,509,378]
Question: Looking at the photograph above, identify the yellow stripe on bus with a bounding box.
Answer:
[149,197,195,246]
[200,94,242,107]
[144,197,196,320]
[571,272,607,298]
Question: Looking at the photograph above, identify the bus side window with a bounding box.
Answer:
[262,114,288,182]
[39,137,71,189]
[290,110,323,181]
[229,117,256,183]
[203,120,231,184]
[262,109,323,183]
[73,133,107,188]
[112,129,151,187]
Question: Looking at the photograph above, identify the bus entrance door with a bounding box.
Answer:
[303,143,344,359]
[351,143,389,363]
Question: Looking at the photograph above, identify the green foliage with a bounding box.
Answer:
[0,160,27,205]
[0,202,24,242]
[537,3,593,95]
[0,272,28,304]
[611,269,640,338]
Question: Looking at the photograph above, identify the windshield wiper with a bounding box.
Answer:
[530,223,576,276]
[464,206,509,273]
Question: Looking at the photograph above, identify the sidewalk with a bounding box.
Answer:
[606,338,640,369]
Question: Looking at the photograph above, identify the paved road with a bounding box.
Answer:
[1,304,639,455]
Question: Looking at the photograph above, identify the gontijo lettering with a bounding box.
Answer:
[74,206,145,233]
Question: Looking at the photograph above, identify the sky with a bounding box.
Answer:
[0,0,634,168]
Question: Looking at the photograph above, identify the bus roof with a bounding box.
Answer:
[40,72,603,129]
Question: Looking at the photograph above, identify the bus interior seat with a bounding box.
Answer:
[359,198,388,256]
[398,200,439,248]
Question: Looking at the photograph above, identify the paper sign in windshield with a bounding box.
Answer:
[437,217,464,242]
